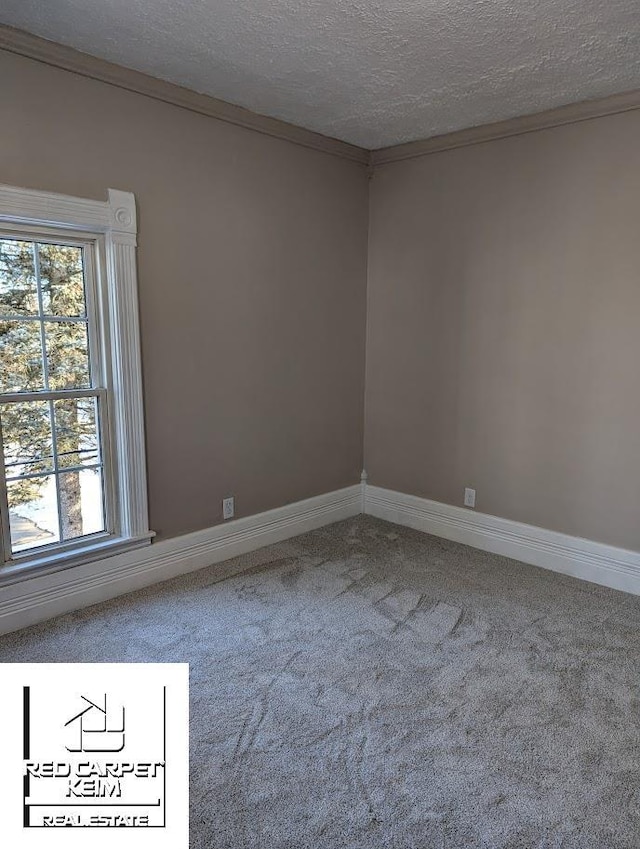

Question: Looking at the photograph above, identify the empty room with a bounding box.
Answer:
[0,1,639,846]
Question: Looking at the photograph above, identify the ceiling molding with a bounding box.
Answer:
[3,23,640,170]
[371,88,640,166]
[0,24,369,166]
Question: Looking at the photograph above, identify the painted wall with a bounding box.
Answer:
[5,45,640,555]
[1,50,369,540]
[365,109,640,550]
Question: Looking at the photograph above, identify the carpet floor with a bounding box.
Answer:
[1,515,639,848]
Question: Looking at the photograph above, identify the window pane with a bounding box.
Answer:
[45,320,91,390]
[1,400,54,478]
[38,243,86,317]
[8,474,60,553]
[59,468,105,541]
[54,396,100,469]
[0,319,44,392]
[0,232,115,562]
[0,239,38,316]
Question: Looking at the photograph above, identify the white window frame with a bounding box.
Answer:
[0,183,152,580]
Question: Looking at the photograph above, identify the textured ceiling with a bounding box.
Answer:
[1,0,639,149]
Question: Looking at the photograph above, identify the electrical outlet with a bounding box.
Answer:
[222,496,235,520]
[464,487,476,508]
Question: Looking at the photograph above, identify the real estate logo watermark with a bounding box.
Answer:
[24,685,167,827]
[1,663,189,848]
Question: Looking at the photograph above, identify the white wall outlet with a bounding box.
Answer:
[464,487,476,508]
[222,496,235,520]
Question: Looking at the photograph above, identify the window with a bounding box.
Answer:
[0,185,150,577]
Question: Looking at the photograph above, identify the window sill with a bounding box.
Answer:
[0,532,155,588]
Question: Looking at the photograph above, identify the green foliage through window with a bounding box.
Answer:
[0,237,105,554]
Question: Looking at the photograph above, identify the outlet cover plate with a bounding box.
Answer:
[223,496,235,520]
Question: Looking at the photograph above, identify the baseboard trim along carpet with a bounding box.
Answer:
[365,484,640,597]
[0,484,362,635]
[3,481,639,635]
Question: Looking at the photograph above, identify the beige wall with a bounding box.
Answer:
[365,109,640,550]
[5,45,640,553]
[1,50,369,540]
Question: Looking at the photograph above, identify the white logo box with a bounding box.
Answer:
[0,663,189,848]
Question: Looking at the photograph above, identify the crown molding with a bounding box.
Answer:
[4,23,639,171]
[371,88,640,166]
[0,24,369,166]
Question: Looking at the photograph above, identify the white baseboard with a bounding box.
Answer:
[365,484,640,596]
[4,479,638,637]
[0,485,361,635]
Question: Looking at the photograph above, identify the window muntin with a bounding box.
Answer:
[0,233,113,560]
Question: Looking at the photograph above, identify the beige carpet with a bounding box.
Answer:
[1,515,639,848]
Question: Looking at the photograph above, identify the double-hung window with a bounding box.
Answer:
[0,184,151,577]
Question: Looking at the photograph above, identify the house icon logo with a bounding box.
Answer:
[64,694,126,753]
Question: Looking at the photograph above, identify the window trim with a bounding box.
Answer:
[0,184,152,580]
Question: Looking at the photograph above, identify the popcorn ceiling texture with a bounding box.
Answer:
[1,1,639,148]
